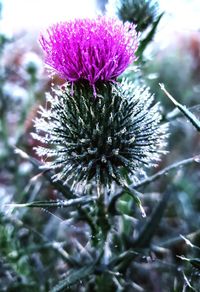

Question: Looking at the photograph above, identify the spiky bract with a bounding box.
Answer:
[33,81,168,190]
[39,17,138,88]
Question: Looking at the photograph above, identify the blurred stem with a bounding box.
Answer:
[10,241,79,267]
[0,91,10,159]
[14,147,76,199]
[111,250,139,274]
[160,83,200,131]
[165,108,181,121]
[0,110,9,148]
[160,229,200,249]
[14,147,100,241]
[96,185,110,246]
[132,155,199,189]
[1,212,79,267]
[52,242,81,267]
[108,250,139,269]
[79,207,99,245]
[15,77,36,145]
[5,196,97,209]
[0,37,9,155]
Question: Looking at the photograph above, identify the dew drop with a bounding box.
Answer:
[101,155,107,163]
[107,137,112,145]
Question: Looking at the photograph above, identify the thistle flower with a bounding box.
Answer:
[32,81,168,191]
[39,17,138,91]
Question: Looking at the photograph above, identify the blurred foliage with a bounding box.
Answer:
[143,48,200,110]
[0,0,200,291]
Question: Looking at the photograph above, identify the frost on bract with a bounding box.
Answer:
[32,81,168,191]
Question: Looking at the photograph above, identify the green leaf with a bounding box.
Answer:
[117,193,133,215]
[108,250,138,269]
[124,187,146,218]
[51,265,95,292]
[136,13,164,61]
[108,185,146,218]
[133,190,171,248]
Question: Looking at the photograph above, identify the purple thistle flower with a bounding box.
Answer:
[39,16,138,89]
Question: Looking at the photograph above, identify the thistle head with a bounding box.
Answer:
[39,17,138,90]
[32,81,168,191]
[118,0,159,32]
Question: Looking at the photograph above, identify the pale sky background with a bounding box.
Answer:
[1,0,200,40]
[1,0,97,34]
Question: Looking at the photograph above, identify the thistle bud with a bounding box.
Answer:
[32,80,168,191]
[118,0,159,32]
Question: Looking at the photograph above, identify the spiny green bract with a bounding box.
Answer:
[32,80,168,191]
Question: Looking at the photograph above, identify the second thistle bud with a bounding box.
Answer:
[118,0,159,32]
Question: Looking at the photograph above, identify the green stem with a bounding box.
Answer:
[133,155,199,189]
[5,196,96,209]
[160,83,200,131]
[96,186,110,245]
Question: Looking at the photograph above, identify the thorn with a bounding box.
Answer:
[182,271,194,290]
[140,204,146,218]
[160,83,200,131]
[180,234,194,248]
[159,83,164,90]
[176,255,189,261]
[97,184,101,198]
[30,172,44,183]
[14,147,29,160]
[159,83,178,106]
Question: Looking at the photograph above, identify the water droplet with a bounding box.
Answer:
[107,137,112,145]
[121,128,126,134]
[112,149,119,155]
[87,148,97,155]
[101,155,107,163]
[129,136,135,143]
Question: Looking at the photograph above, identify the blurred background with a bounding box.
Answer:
[0,0,200,291]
